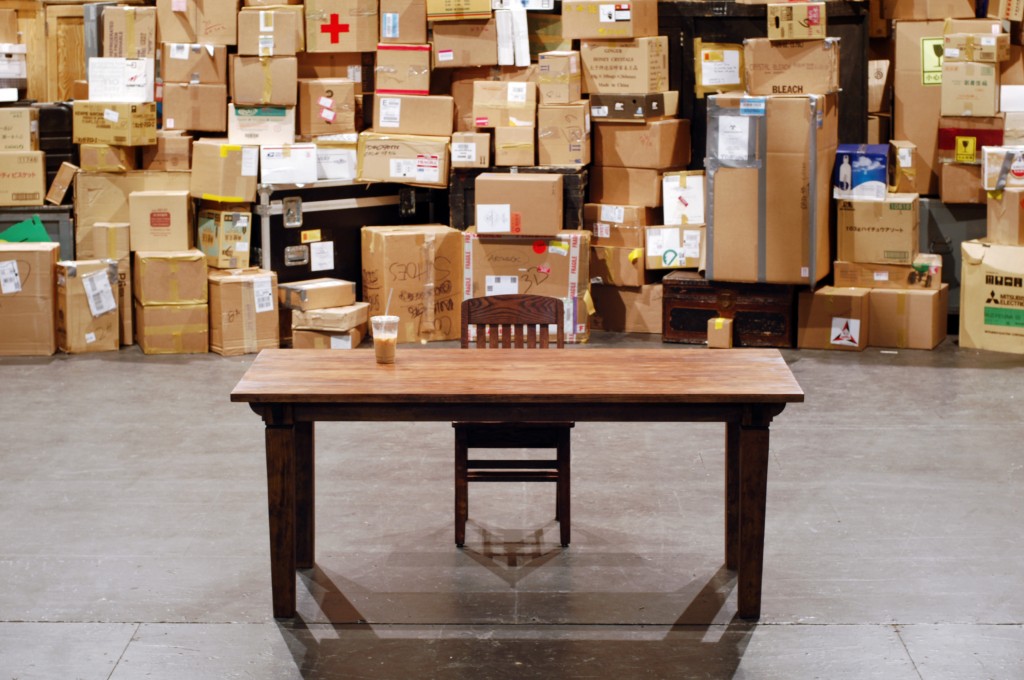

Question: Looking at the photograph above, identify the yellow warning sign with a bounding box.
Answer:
[955,136,977,163]
[300,229,322,243]
[921,37,944,86]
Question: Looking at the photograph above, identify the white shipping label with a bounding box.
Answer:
[169,44,189,60]
[593,222,611,239]
[830,317,861,347]
[476,204,512,233]
[873,271,890,281]
[614,4,632,20]
[598,3,616,21]
[485,275,519,295]
[700,49,741,87]
[318,96,334,109]
[591,105,609,118]
[663,176,706,225]
[241,147,259,177]
[389,158,417,179]
[898,148,913,168]
[330,334,354,349]
[600,205,625,223]
[379,97,402,127]
[382,13,400,39]
[320,107,336,122]
[717,115,751,161]
[507,82,528,103]
[452,142,477,162]
[236,241,250,252]
[85,332,96,344]
[258,36,275,56]
[259,11,274,31]
[646,228,679,257]
[438,50,455,62]
[82,270,117,317]
[310,241,334,272]
[0,260,21,294]
[347,65,362,82]
[104,109,120,123]
[252,276,275,313]
[416,154,440,183]
[682,229,701,258]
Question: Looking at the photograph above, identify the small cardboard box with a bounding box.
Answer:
[833,143,888,201]
[432,18,498,69]
[589,91,678,123]
[237,8,299,56]
[45,162,79,206]
[580,37,668,94]
[135,302,209,354]
[0,242,59,356]
[227,104,296,146]
[161,83,228,132]
[375,43,432,95]
[662,171,705,226]
[494,126,535,166]
[373,94,454,136]
[291,326,366,349]
[190,139,259,203]
[868,285,949,350]
[941,61,1000,117]
[561,0,658,39]
[706,316,733,349]
[79,144,137,172]
[767,2,826,41]
[305,0,379,52]
[645,225,704,270]
[154,0,238,46]
[140,131,193,171]
[537,103,589,166]
[56,259,120,354]
[79,222,132,345]
[936,116,1002,165]
[357,132,450,188]
[380,0,427,45]
[278,277,356,310]
[889,139,917,193]
[591,283,661,333]
[208,268,280,355]
[694,41,744,98]
[0,107,39,151]
[260,143,318,184]
[86,58,155,103]
[299,79,357,136]
[593,118,690,170]
[538,50,581,103]
[943,32,1010,64]
[0,151,45,206]
[198,205,253,268]
[941,162,987,204]
[72,102,157,146]
[744,37,840,96]
[291,302,370,332]
[797,286,871,351]
[102,6,157,59]
[583,203,657,247]
[987,188,1024,245]
[160,43,228,84]
[960,239,1024,353]
[425,0,491,22]
[230,56,298,106]
[451,131,490,168]
[133,249,208,305]
[833,255,942,291]
[982,146,1024,191]
[591,244,646,286]
[836,194,919,265]
[129,190,192,252]
[472,80,538,128]
[590,165,671,208]
[475,173,563,235]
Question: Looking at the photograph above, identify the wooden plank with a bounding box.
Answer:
[0,0,45,101]
[45,4,84,102]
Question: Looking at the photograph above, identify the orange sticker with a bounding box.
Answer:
[511,212,522,233]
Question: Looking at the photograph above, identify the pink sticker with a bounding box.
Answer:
[320,107,336,122]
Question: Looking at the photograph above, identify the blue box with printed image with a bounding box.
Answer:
[832,143,888,201]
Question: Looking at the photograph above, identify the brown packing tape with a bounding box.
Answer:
[262,58,272,104]
[190,83,200,127]
[419,235,436,339]
[241,279,258,354]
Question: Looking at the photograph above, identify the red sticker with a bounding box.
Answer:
[149,210,171,228]
[511,212,522,233]
[532,240,546,254]
[538,265,551,274]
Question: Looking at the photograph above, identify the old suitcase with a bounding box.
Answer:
[662,270,796,347]
[32,102,77,202]
[449,166,588,233]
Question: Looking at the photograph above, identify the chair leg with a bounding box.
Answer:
[455,430,469,548]
[556,431,571,547]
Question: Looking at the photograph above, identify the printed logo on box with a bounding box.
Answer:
[149,210,171,229]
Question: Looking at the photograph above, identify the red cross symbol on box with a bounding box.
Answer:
[320,13,350,43]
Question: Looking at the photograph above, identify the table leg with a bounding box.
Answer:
[295,421,315,569]
[266,423,297,619]
[724,422,740,571]
[736,421,770,620]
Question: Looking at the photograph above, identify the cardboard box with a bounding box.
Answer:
[291,302,370,332]
[475,173,563,235]
[593,118,690,170]
[472,80,537,127]
[375,43,431,95]
[836,195,919,265]
[960,239,1024,353]
[298,52,367,88]
[797,286,871,351]
[133,249,208,305]
[306,0,379,52]
[941,61,999,117]
[74,171,192,236]
[982,146,1024,191]
[260,144,318,184]
[357,132,450,187]
[868,114,891,145]
[694,41,745,98]
[299,79,357,136]
[561,0,658,39]
[79,144,137,173]
[537,103,589,166]
[590,283,661,333]
[451,64,539,129]
[591,244,646,286]
[538,50,581,103]
[868,59,891,113]
[645,225,704,270]
[135,302,209,354]
[380,0,428,44]
[943,32,1010,63]
[991,0,1024,21]
[227,104,296,146]
[940,162,987,204]
[0,242,58,356]
[987,188,1024,245]
[494,126,535,166]
[161,83,228,132]
[583,203,656,246]
[882,0,974,19]
[662,171,704,225]
[291,326,366,349]
[432,19,498,69]
[706,316,733,348]
[425,0,491,22]
[833,143,888,201]
[833,255,943,290]
[208,268,279,355]
[580,37,668,94]
[278,277,356,310]
[237,8,299,56]
[451,131,491,168]
[706,92,837,285]
[160,43,228,83]
[155,0,239,46]
[888,139,917,193]
[0,151,45,206]
[87,58,155,103]
[744,37,840,96]
[937,116,1003,166]
[190,139,259,203]
[0,8,17,43]
[56,259,120,354]
[128,190,192,252]
[102,6,157,59]
[72,102,157,146]
[373,94,454,136]
[868,285,948,349]
[767,3,826,41]
[590,165,671,208]
[361,224,462,342]
[0,107,39,151]
[140,131,193,171]
[78,222,132,344]
[315,141,359,180]
[230,56,298,105]
[198,205,253,268]
[588,91,678,123]
[46,162,79,206]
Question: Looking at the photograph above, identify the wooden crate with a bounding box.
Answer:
[45,3,84,101]
[1,0,44,101]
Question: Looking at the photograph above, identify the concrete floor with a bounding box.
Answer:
[1,331,1023,679]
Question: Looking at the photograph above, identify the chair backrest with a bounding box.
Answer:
[461,295,565,349]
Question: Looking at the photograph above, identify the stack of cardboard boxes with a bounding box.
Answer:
[279,277,368,348]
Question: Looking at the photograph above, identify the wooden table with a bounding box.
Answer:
[231,348,804,620]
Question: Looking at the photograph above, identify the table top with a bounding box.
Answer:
[231,348,804,406]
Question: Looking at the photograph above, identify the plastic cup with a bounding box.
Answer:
[370,315,399,364]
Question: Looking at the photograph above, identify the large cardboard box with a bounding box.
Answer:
[230,56,298,106]
[161,83,228,132]
[133,249,208,305]
[208,268,280,355]
[129,190,192,252]
[79,144,136,173]
[987,188,1024,245]
[291,302,370,331]
[425,0,491,22]
[135,302,209,354]
[662,171,704,225]
[583,203,656,246]
[591,245,646,286]
[278,277,356,310]
[836,194,919,265]
[591,283,661,333]
[190,139,259,203]
[160,43,228,83]
[561,0,658,39]
[432,18,498,68]
[537,102,589,166]
[198,205,253,268]
[475,173,563,235]
[56,259,120,354]
[299,79,357,136]
[0,108,39,151]
[375,43,432,95]
[593,118,690,170]
[306,0,379,52]
[645,225,704,270]
[78,223,132,345]
[943,32,1010,64]
[298,52,366,87]
[357,132,450,188]
[74,171,192,237]
[0,151,45,206]
[380,0,428,45]
[72,102,157,146]
[580,37,668,94]
[493,126,535,166]
[0,242,59,356]
[744,37,840,96]
[868,285,948,349]
[472,80,537,127]
[590,165,672,208]
[140,131,192,172]
[833,255,943,291]
[941,61,1000,117]
[373,94,454,136]
[237,8,299,56]
[102,6,157,59]
[797,286,871,351]
[538,50,581,103]
[706,92,837,285]
[227,105,296,145]
[155,0,239,45]
[936,115,1002,165]
[360,225,462,343]
[883,0,975,19]
[767,2,826,41]
[960,240,1024,353]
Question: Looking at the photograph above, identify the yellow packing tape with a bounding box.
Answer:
[628,248,643,264]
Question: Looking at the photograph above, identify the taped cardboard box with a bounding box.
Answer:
[833,143,887,201]
[767,2,825,41]
[375,43,431,95]
[260,143,318,184]
[237,8,299,56]
[380,0,427,44]
[133,249,208,306]
[960,240,1024,354]
[135,301,209,354]
[987,188,1024,245]
[78,222,132,345]
[0,107,39,151]
[537,102,589,166]
[56,259,120,354]
[591,283,661,333]
[580,37,668,95]
[140,131,192,171]
[583,203,657,246]
[472,80,537,127]
[74,171,192,237]
[797,286,871,351]
[208,268,280,355]
[292,301,370,332]
[432,18,498,69]
[475,173,563,235]
[645,225,704,270]
[0,151,45,207]
[868,285,948,349]
[882,0,975,19]
[161,43,228,84]
[298,53,367,89]
[937,115,1002,165]
[943,32,1010,64]
[372,93,454,136]
[538,50,581,103]
[72,102,157,146]
[198,205,253,268]
[190,139,259,203]
[230,56,298,106]
[162,83,228,132]
[588,91,678,123]
[86,58,156,103]
[79,144,136,173]
[662,171,704,225]
[0,242,59,356]
[299,79,357,136]
[129,190,192,252]
[292,326,367,348]
[982,146,1024,191]
[590,165,675,208]
[591,244,646,287]
[451,131,491,168]
[744,37,840,96]
[941,61,999,117]
[837,194,919,265]
[426,0,491,22]
[833,255,943,291]
[561,0,658,40]
[451,64,538,130]
[694,40,745,98]
[593,118,690,170]
[889,139,917,193]
[357,132,450,188]
[102,6,157,59]
[940,162,987,204]
[279,277,356,310]
[155,0,239,46]
[46,162,79,206]
[227,104,296,145]
[494,126,535,166]
[361,225,461,342]
[305,0,379,52]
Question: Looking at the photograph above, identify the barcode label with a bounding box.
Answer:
[252,275,275,313]
[82,270,117,317]
[0,261,21,294]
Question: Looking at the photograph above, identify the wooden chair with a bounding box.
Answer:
[454,294,573,548]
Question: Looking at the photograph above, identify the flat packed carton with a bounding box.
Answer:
[230,56,298,105]
[72,102,157,146]
[79,144,137,172]
[662,171,704,225]
[475,173,563,235]
[299,79,357,136]
[588,91,678,123]
[305,0,379,52]
[537,102,589,166]
[278,278,356,310]
[208,268,280,355]
[538,50,581,103]
[237,8,299,56]
[425,0,493,22]
[561,0,658,39]
[227,104,296,145]
[361,224,462,342]
[590,165,671,208]
[645,225,704,270]
[190,139,259,203]
[472,80,537,127]
[593,118,690,170]
[836,194,919,265]
[0,107,39,150]
[494,126,535,166]
[357,132,450,188]
[432,18,498,69]
[380,0,428,45]
[451,131,491,168]
[291,326,366,349]
[987,188,1024,245]
[140,131,192,171]
[591,283,661,333]
[198,205,253,268]
[133,249,208,305]
[833,255,943,291]
[960,240,1024,353]
[102,6,157,58]
[869,285,949,350]
[0,151,45,206]
[941,61,999,117]
[591,245,646,287]
[373,94,454,136]
[56,259,120,354]
[833,143,888,201]
[583,203,656,246]
[797,286,871,351]
[161,83,228,132]
[74,171,191,233]
[580,37,668,94]
[291,302,370,331]
[0,242,59,356]
[160,43,228,83]
[375,43,431,95]
[744,38,840,96]
[135,302,209,354]
[767,3,825,41]
[129,190,192,252]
